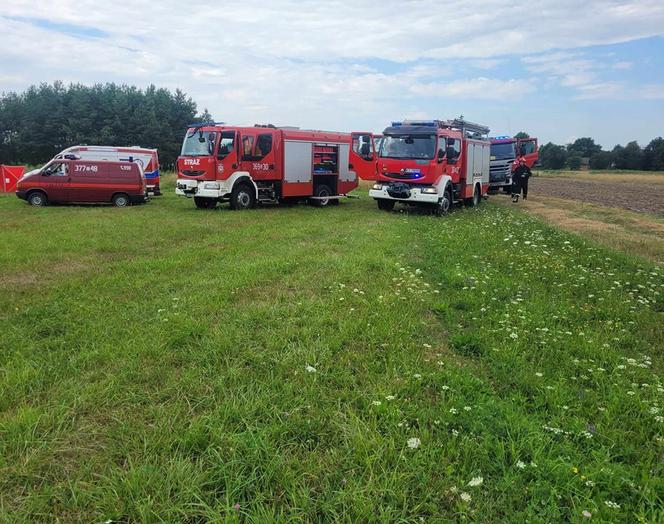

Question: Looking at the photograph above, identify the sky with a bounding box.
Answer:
[1,0,663,148]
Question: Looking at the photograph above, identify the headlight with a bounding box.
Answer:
[421,187,438,194]
[372,183,383,190]
[203,182,220,190]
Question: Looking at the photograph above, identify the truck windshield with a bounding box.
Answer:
[379,135,436,159]
[181,130,217,156]
[491,142,516,160]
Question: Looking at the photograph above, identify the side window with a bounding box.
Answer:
[521,141,536,155]
[242,136,255,161]
[352,134,373,159]
[446,138,461,160]
[254,134,273,160]
[217,131,235,160]
[44,162,67,176]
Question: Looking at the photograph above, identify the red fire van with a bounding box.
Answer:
[16,159,147,207]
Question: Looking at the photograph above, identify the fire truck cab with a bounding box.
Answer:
[175,124,358,209]
[489,136,538,191]
[364,118,491,215]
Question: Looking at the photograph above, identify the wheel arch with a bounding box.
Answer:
[227,172,258,198]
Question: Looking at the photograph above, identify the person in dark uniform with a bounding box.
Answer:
[511,157,532,202]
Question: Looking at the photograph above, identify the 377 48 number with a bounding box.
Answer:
[75,164,98,172]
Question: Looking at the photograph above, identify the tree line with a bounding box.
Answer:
[535,136,664,171]
[0,82,213,168]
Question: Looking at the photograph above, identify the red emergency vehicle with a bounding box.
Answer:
[175,124,359,209]
[54,145,161,195]
[353,118,491,215]
[489,136,538,191]
[16,158,147,207]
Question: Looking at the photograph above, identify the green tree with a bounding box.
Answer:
[612,141,643,170]
[0,82,207,168]
[643,137,664,171]
[567,137,601,158]
[514,131,530,139]
[588,150,612,170]
[567,152,582,171]
[538,142,567,169]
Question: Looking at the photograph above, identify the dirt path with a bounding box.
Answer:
[529,177,664,216]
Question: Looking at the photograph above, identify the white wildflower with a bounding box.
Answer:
[305,365,317,373]
[460,492,472,502]
[407,437,421,449]
[468,476,483,487]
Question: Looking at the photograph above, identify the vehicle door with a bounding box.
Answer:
[444,137,462,179]
[39,160,70,202]
[349,132,377,180]
[215,130,239,180]
[518,138,538,167]
[69,161,106,201]
[239,130,278,181]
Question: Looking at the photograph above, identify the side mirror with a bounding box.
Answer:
[360,143,371,158]
[437,149,445,163]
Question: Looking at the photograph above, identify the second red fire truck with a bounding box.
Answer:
[352,118,491,215]
[175,123,360,209]
[489,136,539,191]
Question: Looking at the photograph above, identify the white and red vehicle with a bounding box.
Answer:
[355,118,491,214]
[489,136,538,191]
[175,123,359,209]
[53,145,161,195]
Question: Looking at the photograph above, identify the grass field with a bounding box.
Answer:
[498,196,664,264]
[1,177,663,522]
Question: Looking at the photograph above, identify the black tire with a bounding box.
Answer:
[194,197,217,209]
[27,191,47,207]
[434,187,453,216]
[466,185,480,207]
[112,193,130,207]
[230,183,255,210]
[376,199,395,211]
[312,184,333,207]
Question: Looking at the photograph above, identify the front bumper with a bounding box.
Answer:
[369,184,440,204]
[16,190,27,201]
[175,179,230,199]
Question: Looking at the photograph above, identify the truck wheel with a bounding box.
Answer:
[28,191,47,206]
[377,199,395,212]
[434,187,452,216]
[194,197,217,209]
[466,185,480,207]
[230,183,255,210]
[112,193,130,207]
[312,184,332,207]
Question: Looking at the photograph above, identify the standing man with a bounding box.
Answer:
[511,157,532,202]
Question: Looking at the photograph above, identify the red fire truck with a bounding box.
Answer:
[175,123,359,209]
[489,136,538,191]
[352,118,491,215]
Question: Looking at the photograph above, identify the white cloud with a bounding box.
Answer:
[0,0,663,139]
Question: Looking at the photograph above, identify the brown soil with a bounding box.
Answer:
[530,177,664,215]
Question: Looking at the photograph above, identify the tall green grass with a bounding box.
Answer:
[0,180,662,522]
